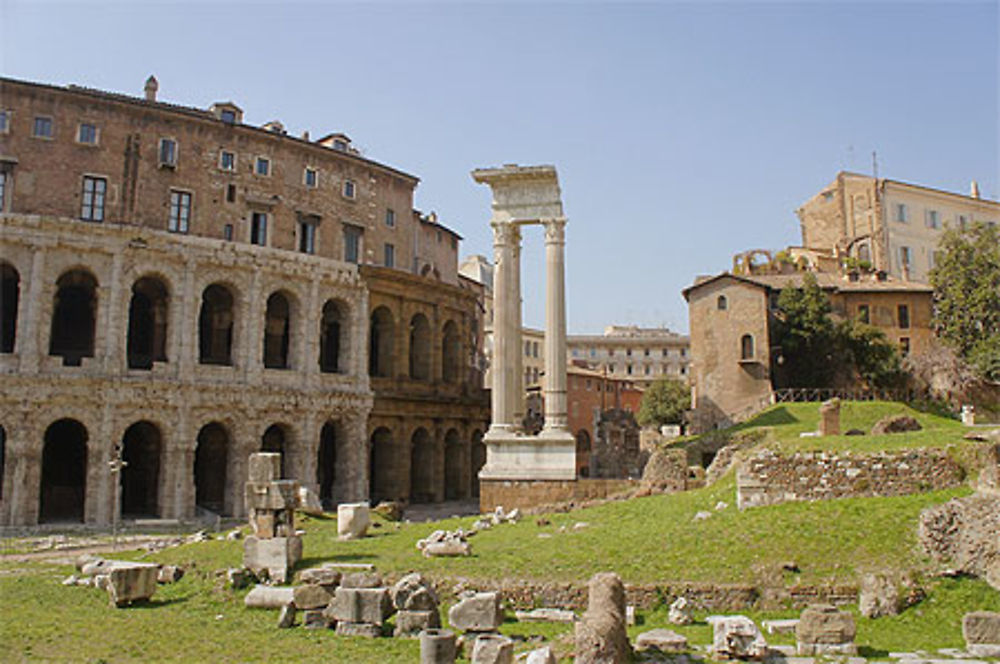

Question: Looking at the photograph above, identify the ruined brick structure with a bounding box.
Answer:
[0,75,487,527]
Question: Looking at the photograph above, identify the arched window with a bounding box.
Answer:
[409,427,434,502]
[319,300,345,373]
[50,269,98,366]
[369,307,395,377]
[741,334,755,360]
[199,284,235,365]
[1,262,19,353]
[263,291,292,369]
[441,320,460,384]
[717,295,728,311]
[858,244,871,264]
[444,429,463,500]
[40,419,88,523]
[261,424,290,478]
[409,313,431,381]
[369,427,397,503]
[194,423,228,514]
[127,277,169,369]
[121,421,162,518]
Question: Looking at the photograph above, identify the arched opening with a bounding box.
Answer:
[263,291,291,369]
[409,427,435,503]
[319,300,345,374]
[369,306,395,377]
[317,420,341,510]
[857,244,871,264]
[261,424,289,478]
[442,320,460,384]
[120,421,161,518]
[369,427,397,504]
[444,428,464,500]
[740,334,755,361]
[470,429,485,498]
[39,419,88,523]
[199,284,235,365]
[194,423,228,515]
[0,425,6,501]
[717,295,728,311]
[127,276,169,370]
[1,262,19,354]
[409,313,431,381]
[49,269,98,366]
[576,429,592,478]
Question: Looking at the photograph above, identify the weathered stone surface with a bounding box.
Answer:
[448,592,503,632]
[245,585,295,609]
[641,448,688,492]
[871,414,922,435]
[157,565,184,584]
[107,564,159,607]
[75,554,102,572]
[668,596,694,625]
[711,615,768,659]
[819,398,840,436]
[514,608,576,623]
[248,452,281,483]
[635,628,688,653]
[920,494,1000,591]
[858,573,899,618]
[394,609,440,637]
[297,486,324,515]
[470,633,514,664]
[302,609,329,629]
[964,611,1000,645]
[575,572,630,664]
[245,480,300,511]
[243,535,302,584]
[227,567,255,589]
[299,567,341,587]
[335,621,382,638]
[293,584,335,610]
[423,540,471,557]
[277,604,296,628]
[796,604,856,655]
[420,628,457,664]
[524,646,557,664]
[326,587,392,625]
[391,573,439,611]
[337,502,371,540]
[762,618,799,634]
[340,571,383,588]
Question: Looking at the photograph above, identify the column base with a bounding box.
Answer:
[479,430,576,481]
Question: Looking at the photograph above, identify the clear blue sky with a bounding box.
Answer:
[3,1,997,334]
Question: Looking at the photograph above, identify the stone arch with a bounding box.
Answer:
[369,306,395,377]
[261,423,295,478]
[369,427,400,504]
[199,283,236,366]
[127,275,170,370]
[195,422,229,515]
[49,268,98,366]
[263,290,294,370]
[441,320,460,384]
[317,420,346,509]
[409,427,435,503]
[444,428,464,500]
[409,313,431,381]
[741,334,755,361]
[470,429,485,498]
[576,429,592,478]
[120,421,161,518]
[1,262,19,354]
[320,299,348,374]
[39,418,88,523]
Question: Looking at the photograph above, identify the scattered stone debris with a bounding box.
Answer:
[226,567,255,589]
[796,603,857,655]
[449,591,503,632]
[634,628,688,654]
[714,501,728,511]
[391,573,441,637]
[337,502,371,540]
[668,596,693,625]
[277,604,296,628]
[575,572,630,664]
[859,572,900,618]
[709,615,768,659]
[514,608,576,624]
[919,493,1000,591]
[417,529,471,557]
[964,611,1000,657]
[373,500,404,521]
[871,414,922,435]
[226,530,243,541]
[845,428,866,436]
[572,522,589,531]
[693,511,712,521]
[157,565,184,584]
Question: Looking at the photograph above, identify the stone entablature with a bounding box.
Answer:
[736,447,968,509]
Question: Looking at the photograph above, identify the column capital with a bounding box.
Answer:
[490,220,521,248]
[542,217,568,245]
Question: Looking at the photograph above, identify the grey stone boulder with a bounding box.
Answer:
[340,571,383,588]
[871,414,922,435]
[523,647,557,664]
[859,573,900,618]
[420,628,457,664]
[796,604,857,655]
[394,609,440,637]
[156,565,184,584]
[298,566,341,587]
[302,609,329,629]
[711,615,768,659]
[470,633,513,664]
[325,587,393,625]
[668,596,694,625]
[293,583,335,610]
[390,572,439,611]
[635,628,688,654]
[337,502,371,540]
[106,563,159,607]
[575,572,630,664]
[245,585,295,609]
[448,591,503,632]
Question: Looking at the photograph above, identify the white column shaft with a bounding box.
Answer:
[488,222,516,433]
[543,219,569,432]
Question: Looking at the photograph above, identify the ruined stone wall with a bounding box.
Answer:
[479,478,637,512]
[737,447,967,509]
[591,409,641,479]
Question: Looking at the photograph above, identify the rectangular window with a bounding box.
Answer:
[898,304,910,329]
[900,337,910,356]
[957,214,969,229]
[226,184,237,203]
[32,116,53,138]
[662,348,669,356]
[894,203,908,223]
[220,151,236,171]
[255,157,270,176]
[644,365,651,375]
[223,224,234,241]
[0,110,9,133]
[80,176,107,222]
[251,212,268,246]
[383,242,395,268]
[220,109,237,124]
[343,180,356,199]
[385,208,395,227]
[525,341,531,357]
[304,167,318,188]
[925,209,940,229]
[0,172,6,211]
[626,348,632,357]
[168,190,192,233]
[533,342,539,358]
[299,221,317,254]
[858,304,870,324]
[899,246,912,268]
[77,123,98,145]
[644,348,650,356]
[159,138,177,167]
[343,225,361,263]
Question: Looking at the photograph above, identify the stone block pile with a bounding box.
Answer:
[62,554,185,608]
[243,452,302,584]
[390,573,441,637]
[447,591,511,662]
[417,529,471,558]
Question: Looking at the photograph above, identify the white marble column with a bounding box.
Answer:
[542,218,569,434]
[511,230,524,431]
[488,221,517,434]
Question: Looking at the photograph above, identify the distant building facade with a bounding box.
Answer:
[568,326,690,387]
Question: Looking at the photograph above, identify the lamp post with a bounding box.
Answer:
[109,445,127,551]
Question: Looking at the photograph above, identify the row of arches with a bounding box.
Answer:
[0,262,351,372]
[369,306,462,382]
[369,427,486,504]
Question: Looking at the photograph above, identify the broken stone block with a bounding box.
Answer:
[668,596,694,625]
[420,628,457,664]
[448,592,503,632]
[335,621,382,638]
[340,571,383,588]
[326,587,393,625]
[514,608,576,623]
[859,573,900,618]
[226,567,254,589]
[575,572,630,664]
[524,647,556,664]
[277,604,296,628]
[394,609,441,637]
[762,618,799,634]
[819,398,841,436]
[157,565,184,584]
[248,452,281,483]
[245,480,301,511]
[298,486,324,515]
[796,604,857,655]
[337,502,371,540]
[62,574,78,586]
[470,633,513,664]
[293,584,335,610]
[871,414,922,435]
[302,609,329,629]
[299,567,341,587]
[245,585,296,609]
[391,572,439,610]
[106,564,159,607]
[964,611,1000,657]
[711,615,768,659]
[243,535,302,584]
[635,628,689,654]
[75,554,102,572]
[93,574,109,591]
[423,539,471,557]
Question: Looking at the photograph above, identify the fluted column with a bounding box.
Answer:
[488,221,518,435]
[542,218,569,433]
[512,238,525,430]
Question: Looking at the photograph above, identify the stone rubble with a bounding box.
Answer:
[242,453,302,584]
[514,608,577,623]
[634,628,689,654]
[521,646,557,664]
[668,596,694,625]
[710,615,768,660]
[796,603,857,655]
[470,633,514,664]
[276,604,296,628]
[418,529,472,557]
[390,573,442,637]
[575,572,631,664]
[859,572,900,618]
[337,502,371,540]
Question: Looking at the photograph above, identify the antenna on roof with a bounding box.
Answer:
[872,151,879,180]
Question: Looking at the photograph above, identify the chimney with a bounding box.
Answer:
[144,75,158,102]
[971,180,981,199]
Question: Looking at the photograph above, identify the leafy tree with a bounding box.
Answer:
[837,319,906,389]
[929,222,1000,381]
[773,272,839,387]
[637,377,689,428]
